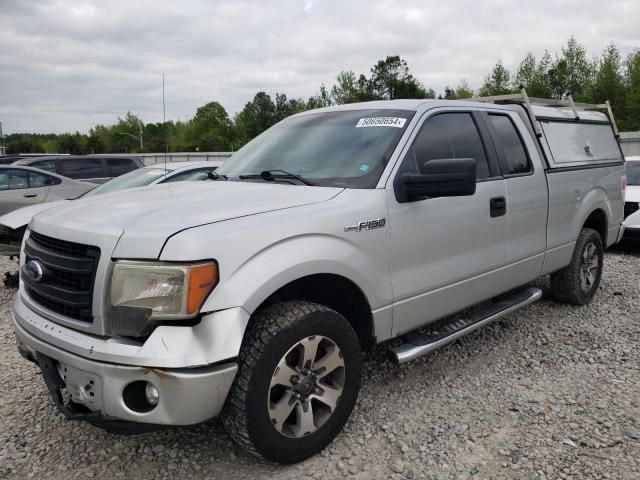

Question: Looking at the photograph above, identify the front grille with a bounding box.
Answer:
[624,202,639,219]
[23,231,100,323]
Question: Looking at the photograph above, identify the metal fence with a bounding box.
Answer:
[140,152,232,165]
[97,152,233,165]
[621,132,640,158]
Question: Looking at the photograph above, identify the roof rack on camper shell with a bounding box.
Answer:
[470,87,619,138]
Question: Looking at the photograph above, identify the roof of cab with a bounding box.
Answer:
[292,98,610,123]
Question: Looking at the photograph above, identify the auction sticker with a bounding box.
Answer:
[356,117,406,128]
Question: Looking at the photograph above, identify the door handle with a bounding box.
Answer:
[23,194,37,198]
[490,196,506,217]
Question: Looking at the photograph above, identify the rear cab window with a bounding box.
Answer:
[488,114,532,176]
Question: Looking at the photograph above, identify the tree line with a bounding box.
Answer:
[4,37,640,155]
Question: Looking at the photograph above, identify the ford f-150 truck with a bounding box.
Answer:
[12,91,625,463]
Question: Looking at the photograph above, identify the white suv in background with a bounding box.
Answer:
[622,156,640,240]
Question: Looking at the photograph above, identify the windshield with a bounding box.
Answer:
[626,162,640,186]
[83,167,173,197]
[216,109,414,188]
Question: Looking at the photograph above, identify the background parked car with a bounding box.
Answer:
[0,154,69,165]
[0,165,95,216]
[622,155,640,240]
[12,155,144,184]
[0,156,26,165]
[624,155,640,218]
[0,160,223,258]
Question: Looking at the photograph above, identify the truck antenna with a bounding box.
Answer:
[162,73,168,174]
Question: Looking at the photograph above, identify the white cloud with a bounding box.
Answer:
[0,0,637,133]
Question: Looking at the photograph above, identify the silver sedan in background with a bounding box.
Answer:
[0,161,223,258]
[0,165,95,216]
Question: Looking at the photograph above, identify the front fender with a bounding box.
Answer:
[201,233,390,315]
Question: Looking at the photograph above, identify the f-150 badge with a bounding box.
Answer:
[344,218,386,232]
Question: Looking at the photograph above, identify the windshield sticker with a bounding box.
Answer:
[359,164,370,172]
[356,117,406,128]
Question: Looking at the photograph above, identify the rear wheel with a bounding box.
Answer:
[221,301,362,463]
[551,228,604,305]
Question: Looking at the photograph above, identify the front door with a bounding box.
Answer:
[0,168,50,215]
[387,110,509,336]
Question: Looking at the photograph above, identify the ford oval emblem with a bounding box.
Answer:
[25,260,44,282]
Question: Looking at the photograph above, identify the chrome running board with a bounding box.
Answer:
[389,287,542,364]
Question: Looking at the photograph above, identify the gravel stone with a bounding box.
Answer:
[1,247,640,478]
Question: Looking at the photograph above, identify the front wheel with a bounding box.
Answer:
[551,228,604,305]
[221,301,362,463]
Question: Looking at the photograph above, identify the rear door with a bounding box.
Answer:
[0,169,51,215]
[105,158,139,179]
[387,109,509,335]
[60,157,106,183]
[485,112,548,286]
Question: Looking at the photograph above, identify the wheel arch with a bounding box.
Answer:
[253,273,375,349]
[582,208,608,245]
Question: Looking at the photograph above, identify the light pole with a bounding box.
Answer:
[116,128,143,152]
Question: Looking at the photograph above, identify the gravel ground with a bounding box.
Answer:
[1,247,639,480]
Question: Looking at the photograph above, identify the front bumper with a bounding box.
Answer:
[13,303,239,427]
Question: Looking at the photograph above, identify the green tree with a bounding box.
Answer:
[592,44,625,124]
[330,71,362,104]
[275,93,307,122]
[190,101,233,151]
[624,49,640,131]
[454,80,474,99]
[306,85,333,109]
[514,51,552,97]
[479,60,513,96]
[548,37,594,100]
[6,135,44,154]
[234,92,278,148]
[368,55,429,99]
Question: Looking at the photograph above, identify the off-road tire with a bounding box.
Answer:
[551,228,604,305]
[221,300,362,463]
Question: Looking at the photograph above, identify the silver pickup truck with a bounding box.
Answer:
[12,92,625,463]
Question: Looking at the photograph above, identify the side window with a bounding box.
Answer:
[31,160,57,173]
[61,159,104,179]
[0,169,28,190]
[29,171,60,187]
[410,113,490,180]
[161,168,214,183]
[488,115,531,175]
[107,158,137,176]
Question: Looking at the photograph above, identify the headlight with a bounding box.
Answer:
[108,260,218,336]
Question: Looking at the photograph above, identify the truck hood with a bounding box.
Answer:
[625,185,640,203]
[33,181,343,258]
[0,200,68,229]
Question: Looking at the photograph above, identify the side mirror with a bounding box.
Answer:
[401,158,477,200]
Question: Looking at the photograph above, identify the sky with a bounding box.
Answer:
[1,0,639,134]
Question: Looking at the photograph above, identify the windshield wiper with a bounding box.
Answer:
[207,170,228,180]
[238,169,315,186]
